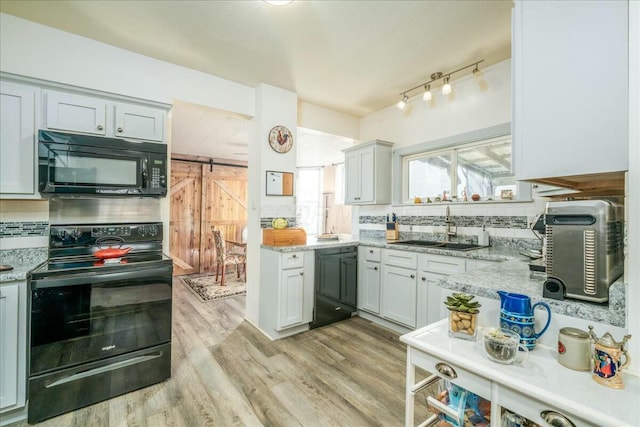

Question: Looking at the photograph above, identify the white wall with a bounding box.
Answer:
[360,60,511,148]
[247,84,298,326]
[298,102,360,141]
[0,13,255,116]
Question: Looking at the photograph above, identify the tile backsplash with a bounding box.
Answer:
[0,221,49,238]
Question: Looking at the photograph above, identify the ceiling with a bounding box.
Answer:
[1,0,512,163]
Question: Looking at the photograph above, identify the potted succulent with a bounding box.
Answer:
[445,293,481,340]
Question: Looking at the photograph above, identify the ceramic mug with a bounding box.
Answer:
[558,327,591,371]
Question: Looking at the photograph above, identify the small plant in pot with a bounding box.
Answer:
[445,293,481,340]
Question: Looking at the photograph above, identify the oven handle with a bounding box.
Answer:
[31,264,172,289]
[46,351,164,388]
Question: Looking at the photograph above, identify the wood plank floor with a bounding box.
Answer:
[11,276,433,427]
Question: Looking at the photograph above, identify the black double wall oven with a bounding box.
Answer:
[27,222,173,423]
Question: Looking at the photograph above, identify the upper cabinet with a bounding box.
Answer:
[0,81,39,198]
[44,91,107,136]
[513,0,628,192]
[343,140,393,205]
[113,103,164,142]
[43,89,166,142]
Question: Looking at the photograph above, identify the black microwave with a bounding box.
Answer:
[38,130,167,197]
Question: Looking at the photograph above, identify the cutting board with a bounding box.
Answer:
[262,228,307,246]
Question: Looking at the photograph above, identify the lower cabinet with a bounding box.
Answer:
[358,247,497,331]
[381,250,418,329]
[357,246,381,314]
[259,249,314,339]
[0,281,27,414]
[278,265,305,329]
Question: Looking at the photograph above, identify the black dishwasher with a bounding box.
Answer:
[310,246,357,329]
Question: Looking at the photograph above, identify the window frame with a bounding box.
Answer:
[391,123,532,205]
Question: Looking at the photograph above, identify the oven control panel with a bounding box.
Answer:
[92,226,132,237]
[49,223,164,252]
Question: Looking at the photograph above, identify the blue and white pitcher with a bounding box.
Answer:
[498,290,552,350]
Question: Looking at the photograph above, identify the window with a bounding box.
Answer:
[402,135,516,203]
[296,168,322,234]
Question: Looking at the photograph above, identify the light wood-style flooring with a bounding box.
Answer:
[11,276,432,427]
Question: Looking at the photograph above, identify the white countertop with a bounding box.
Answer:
[401,319,639,427]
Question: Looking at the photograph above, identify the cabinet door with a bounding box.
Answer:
[278,268,304,329]
[316,252,341,300]
[359,260,381,314]
[358,146,375,203]
[0,284,19,410]
[514,0,628,180]
[44,90,107,135]
[114,103,164,142]
[344,150,361,203]
[0,82,36,196]
[382,265,417,328]
[340,253,357,306]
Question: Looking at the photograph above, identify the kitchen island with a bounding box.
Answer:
[401,319,639,427]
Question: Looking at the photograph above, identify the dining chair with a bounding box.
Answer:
[212,230,246,286]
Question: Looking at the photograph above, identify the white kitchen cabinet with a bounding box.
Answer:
[43,89,167,142]
[357,246,381,314]
[381,249,417,328]
[418,254,467,328]
[402,320,631,427]
[44,90,107,136]
[0,81,38,198]
[0,281,27,414]
[113,103,164,142]
[343,140,393,205]
[513,0,628,182]
[259,249,314,339]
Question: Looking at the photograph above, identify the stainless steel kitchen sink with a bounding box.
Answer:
[390,240,486,251]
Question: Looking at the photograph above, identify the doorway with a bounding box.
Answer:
[169,156,247,276]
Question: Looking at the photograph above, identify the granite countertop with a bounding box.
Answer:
[261,236,625,327]
[0,247,47,283]
[435,258,626,327]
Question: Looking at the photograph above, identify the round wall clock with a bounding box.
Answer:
[268,125,294,153]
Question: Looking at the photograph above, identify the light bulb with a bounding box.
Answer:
[423,85,432,101]
[397,95,408,110]
[442,77,452,95]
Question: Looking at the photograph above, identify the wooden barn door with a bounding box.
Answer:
[169,161,202,275]
[200,164,248,273]
[170,158,247,276]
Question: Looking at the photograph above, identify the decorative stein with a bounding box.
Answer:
[588,326,632,389]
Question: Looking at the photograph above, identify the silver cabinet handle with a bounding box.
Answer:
[292,254,297,258]
[369,250,373,253]
[421,276,426,281]
[435,362,457,380]
[410,274,415,279]
[117,127,123,133]
[299,272,304,276]
[334,307,342,311]
[540,411,576,427]
[374,266,378,271]
[96,124,104,131]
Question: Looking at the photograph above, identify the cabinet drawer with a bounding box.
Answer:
[409,348,491,401]
[363,247,381,262]
[421,254,465,275]
[499,387,596,427]
[281,252,304,269]
[383,249,417,269]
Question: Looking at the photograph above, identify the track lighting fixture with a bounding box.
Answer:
[423,84,432,101]
[397,94,409,110]
[442,76,452,95]
[397,60,483,107]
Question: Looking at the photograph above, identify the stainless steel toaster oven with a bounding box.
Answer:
[543,200,624,303]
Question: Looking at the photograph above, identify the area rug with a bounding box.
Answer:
[181,273,246,302]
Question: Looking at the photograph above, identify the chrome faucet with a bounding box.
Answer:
[445,205,457,241]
